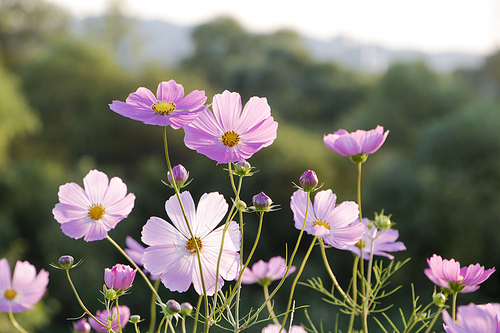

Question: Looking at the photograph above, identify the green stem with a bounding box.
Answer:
[452,292,458,322]
[280,237,317,332]
[116,296,123,333]
[263,284,280,325]
[348,255,360,333]
[363,233,377,330]
[8,310,28,333]
[422,305,445,333]
[65,269,114,332]
[356,161,368,333]
[193,295,203,333]
[150,279,161,333]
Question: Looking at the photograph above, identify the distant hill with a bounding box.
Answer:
[72,17,485,74]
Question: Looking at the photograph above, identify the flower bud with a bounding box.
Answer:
[234,161,252,176]
[374,212,392,230]
[252,192,272,212]
[129,315,141,324]
[433,293,446,307]
[299,170,318,192]
[58,255,74,269]
[73,318,91,333]
[104,264,137,292]
[166,299,181,315]
[180,302,193,316]
[235,200,247,212]
[167,164,189,188]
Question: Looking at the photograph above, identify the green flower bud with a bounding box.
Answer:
[180,302,193,316]
[58,255,74,269]
[129,315,141,324]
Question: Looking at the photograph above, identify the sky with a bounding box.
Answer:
[45,0,499,55]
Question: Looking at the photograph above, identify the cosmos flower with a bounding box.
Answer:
[104,264,137,292]
[344,218,406,260]
[324,126,389,157]
[88,305,130,333]
[241,256,296,286]
[184,90,278,163]
[0,258,49,313]
[442,303,500,333]
[262,324,307,333]
[52,170,135,242]
[290,189,364,248]
[141,191,241,295]
[109,80,207,128]
[124,236,160,281]
[424,254,495,293]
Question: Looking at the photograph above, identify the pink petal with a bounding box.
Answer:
[235,96,271,134]
[83,170,109,204]
[0,258,12,289]
[194,192,228,237]
[141,216,186,247]
[125,87,157,107]
[57,182,91,209]
[156,80,184,103]
[212,91,242,131]
[313,190,337,221]
[165,191,196,238]
[175,90,207,111]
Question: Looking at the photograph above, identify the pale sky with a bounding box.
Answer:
[45,0,499,55]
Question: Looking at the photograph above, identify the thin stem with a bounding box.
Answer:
[357,162,363,222]
[263,285,280,325]
[116,296,123,333]
[356,161,368,333]
[452,292,458,322]
[348,255,360,333]
[168,317,176,333]
[65,269,113,331]
[280,237,317,332]
[150,279,161,333]
[193,295,203,333]
[363,233,377,330]
[8,310,28,333]
[422,305,445,333]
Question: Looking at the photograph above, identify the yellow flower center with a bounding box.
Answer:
[186,237,203,254]
[221,131,240,147]
[152,101,176,115]
[4,289,17,300]
[313,219,330,230]
[458,275,464,282]
[88,205,105,220]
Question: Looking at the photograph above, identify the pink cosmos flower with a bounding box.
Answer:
[52,170,135,242]
[0,258,49,313]
[290,189,364,248]
[109,80,207,128]
[124,236,161,281]
[141,191,241,295]
[262,324,307,333]
[88,305,130,333]
[183,90,278,163]
[442,303,500,333]
[324,125,389,157]
[344,218,406,260]
[241,256,296,286]
[73,318,91,333]
[424,254,495,293]
[104,264,137,291]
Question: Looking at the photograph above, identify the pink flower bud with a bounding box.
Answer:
[167,164,189,187]
[252,192,272,212]
[299,170,318,192]
[104,264,137,291]
[73,318,91,333]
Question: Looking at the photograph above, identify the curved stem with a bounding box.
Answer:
[280,237,317,332]
[8,310,28,333]
[263,284,280,325]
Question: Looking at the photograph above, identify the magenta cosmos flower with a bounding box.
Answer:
[89,305,130,333]
[109,80,207,128]
[104,264,137,291]
[324,125,389,157]
[442,303,500,333]
[290,189,364,248]
[0,258,49,313]
[241,256,296,286]
[52,170,135,242]
[262,324,307,333]
[424,254,495,293]
[141,191,241,295]
[344,218,406,260]
[184,90,278,163]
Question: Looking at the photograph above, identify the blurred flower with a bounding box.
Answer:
[142,191,241,295]
[0,258,49,313]
[105,264,137,292]
[290,189,364,248]
[424,254,495,293]
[184,90,278,163]
[323,126,389,158]
[299,170,318,192]
[344,218,406,260]
[241,256,296,286]
[89,305,130,333]
[252,192,273,212]
[109,80,207,128]
[442,303,500,333]
[262,324,307,333]
[73,318,91,333]
[52,170,135,242]
[124,236,160,280]
[167,164,189,188]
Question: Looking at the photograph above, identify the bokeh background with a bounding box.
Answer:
[1,0,500,332]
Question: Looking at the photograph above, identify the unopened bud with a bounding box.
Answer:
[180,302,193,316]
[129,315,141,324]
[299,170,318,192]
[166,299,181,315]
[374,211,392,230]
[58,255,74,269]
[252,192,272,212]
[234,161,252,176]
[167,164,189,188]
[433,293,446,307]
[73,318,91,333]
[236,200,247,212]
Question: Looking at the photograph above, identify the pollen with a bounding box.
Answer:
[458,275,464,282]
[152,101,176,115]
[313,219,331,230]
[4,289,17,300]
[222,131,240,147]
[88,205,105,220]
[186,237,203,253]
